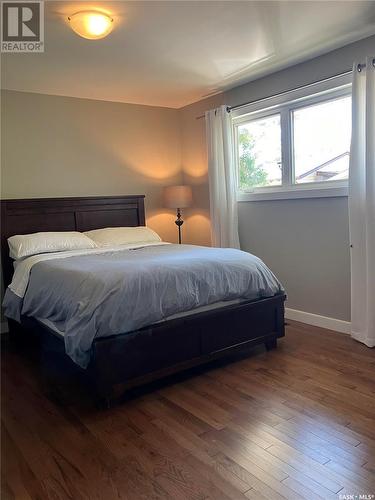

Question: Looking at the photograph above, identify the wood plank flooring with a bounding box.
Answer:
[2,320,375,499]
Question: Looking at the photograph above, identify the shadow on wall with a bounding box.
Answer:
[147,210,179,244]
[181,173,212,246]
[150,209,211,246]
[182,210,211,247]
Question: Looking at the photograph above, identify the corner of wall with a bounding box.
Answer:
[178,94,224,246]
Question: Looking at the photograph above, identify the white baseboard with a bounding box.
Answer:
[0,321,9,334]
[285,308,351,334]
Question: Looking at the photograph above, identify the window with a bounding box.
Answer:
[238,114,282,189]
[293,96,351,184]
[233,76,352,201]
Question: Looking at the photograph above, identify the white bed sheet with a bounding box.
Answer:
[9,242,170,298]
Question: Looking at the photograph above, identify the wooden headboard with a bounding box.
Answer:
[1,195,145,287]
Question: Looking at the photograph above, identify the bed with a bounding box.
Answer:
[1,195,285,406]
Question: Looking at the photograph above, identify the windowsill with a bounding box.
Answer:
[237,185,348,202]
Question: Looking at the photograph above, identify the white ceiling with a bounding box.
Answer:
[2,1,375,108]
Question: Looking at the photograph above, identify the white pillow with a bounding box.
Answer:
[84,226,162,247]
[8,231,97,260]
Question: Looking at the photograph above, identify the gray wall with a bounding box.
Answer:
[181,35,375,321]
[238,198,350,320]
[1,90,182,243]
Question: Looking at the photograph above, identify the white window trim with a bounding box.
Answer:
[232,73,352,202]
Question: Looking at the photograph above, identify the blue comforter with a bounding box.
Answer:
[3,244,284,368]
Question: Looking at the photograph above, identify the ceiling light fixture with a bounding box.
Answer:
[68,10,114,40]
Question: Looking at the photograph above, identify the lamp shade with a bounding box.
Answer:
[163,185,192,209]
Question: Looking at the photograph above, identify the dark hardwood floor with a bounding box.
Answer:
[2,320,375,499]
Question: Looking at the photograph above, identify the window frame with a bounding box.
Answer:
[232,74,352,202]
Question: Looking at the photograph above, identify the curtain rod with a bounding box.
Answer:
[195,68,353,120]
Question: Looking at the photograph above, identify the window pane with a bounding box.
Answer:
[238,114,282,190]
[293,96,351,184]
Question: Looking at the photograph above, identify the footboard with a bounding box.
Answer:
[89,294,285,402]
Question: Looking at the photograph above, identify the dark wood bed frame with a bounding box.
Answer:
[1,195,285,406]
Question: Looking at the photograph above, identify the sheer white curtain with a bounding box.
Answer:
[349,57,375,347]
[205,105,240,248]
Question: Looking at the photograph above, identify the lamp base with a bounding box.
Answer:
[175,208,184,244]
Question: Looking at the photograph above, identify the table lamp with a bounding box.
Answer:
[163,185,192,244]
